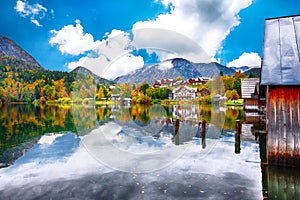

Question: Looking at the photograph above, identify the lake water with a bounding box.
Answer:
[0,104,299,199]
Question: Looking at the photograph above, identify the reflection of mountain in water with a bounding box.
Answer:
[1,103,250,168]
[0,105,113,167]
[0,137,40,168]
[15,133,80,165]
[0,133,81,168]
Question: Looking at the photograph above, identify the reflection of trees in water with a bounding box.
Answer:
[0,105,113,153]
[0,105,74,153]
[130,104,151,125]
[113,104,243,131]
[0,103,245,157]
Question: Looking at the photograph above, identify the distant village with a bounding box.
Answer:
[104,74,262,115]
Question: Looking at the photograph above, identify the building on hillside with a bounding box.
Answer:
[153,77,211,88]
[241,78,260,110]
[153,79,176,88]
[173,80,186,86]
[153,80,161,88]
[261,15,300,166]
[172,85,197,100]
[161,79,174,87]
[188,77,210,85]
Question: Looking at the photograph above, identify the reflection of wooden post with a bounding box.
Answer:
[174,119,180,145]
[261,164,269,199]
[264,166,300,199]
[259,131,268,164]
[235,120,241,154]
[195,122,201,138]
[258,131,268,199]
[201,120,206,149]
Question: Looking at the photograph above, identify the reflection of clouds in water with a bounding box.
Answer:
[0,126,261,198]
[0,133,112,190]
[168,138,261,180]
[95,122,175,154]
[82,122,189,173]
[15,133,80,165]
[38,133,64,145]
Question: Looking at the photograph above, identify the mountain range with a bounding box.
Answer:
[114,58,237,84]
[0,36,260,85]
[71,66,113,84]
[0,36,112,85]
[229,66,251,72]
[243,67,261,77]
[0,36,43,71]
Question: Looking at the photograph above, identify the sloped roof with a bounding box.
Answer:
[261,15,300,85]
[172,85,196,93]
[241,78,259,98]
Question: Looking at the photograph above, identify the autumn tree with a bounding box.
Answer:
[232,72,245,96]
[138,83,150,95]
[96,87,105,100]
[225,90,240,100]
[120,83,133,98]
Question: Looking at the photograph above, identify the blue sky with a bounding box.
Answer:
[0,0,300,79]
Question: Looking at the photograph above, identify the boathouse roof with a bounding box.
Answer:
[241,78,260,99]
[261,15,300,85]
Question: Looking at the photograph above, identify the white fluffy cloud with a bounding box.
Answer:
[67,57,88,71]
[133,0,253,61]
[103,55,145,79]
[49,20,101,56]
[14,0,47,27]
[63,0,254,80]
[227,52,261,68]
[66,29,144,79]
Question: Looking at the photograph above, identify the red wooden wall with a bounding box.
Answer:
[267,86,300,166]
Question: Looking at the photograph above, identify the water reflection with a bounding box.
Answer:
[0,103,299,199]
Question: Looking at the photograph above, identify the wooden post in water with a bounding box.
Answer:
[235,120,241,154]
[259,132,269,199]
[174,118,180,145]
[201,120,206,149]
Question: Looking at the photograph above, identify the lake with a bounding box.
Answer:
[0,103,299,199]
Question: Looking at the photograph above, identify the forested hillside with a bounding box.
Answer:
[0,65,111,104]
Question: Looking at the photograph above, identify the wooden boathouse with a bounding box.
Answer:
[241,78,260,110]
[261,15,300,166]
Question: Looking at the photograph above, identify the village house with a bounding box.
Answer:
[188,77,210,85]
[172,85,197,100]
[241,78,260,110]
[153,79,175,88]
[153,77,210,88]
[261,15,300,166]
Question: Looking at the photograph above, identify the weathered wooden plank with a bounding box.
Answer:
[267,86,300,166]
